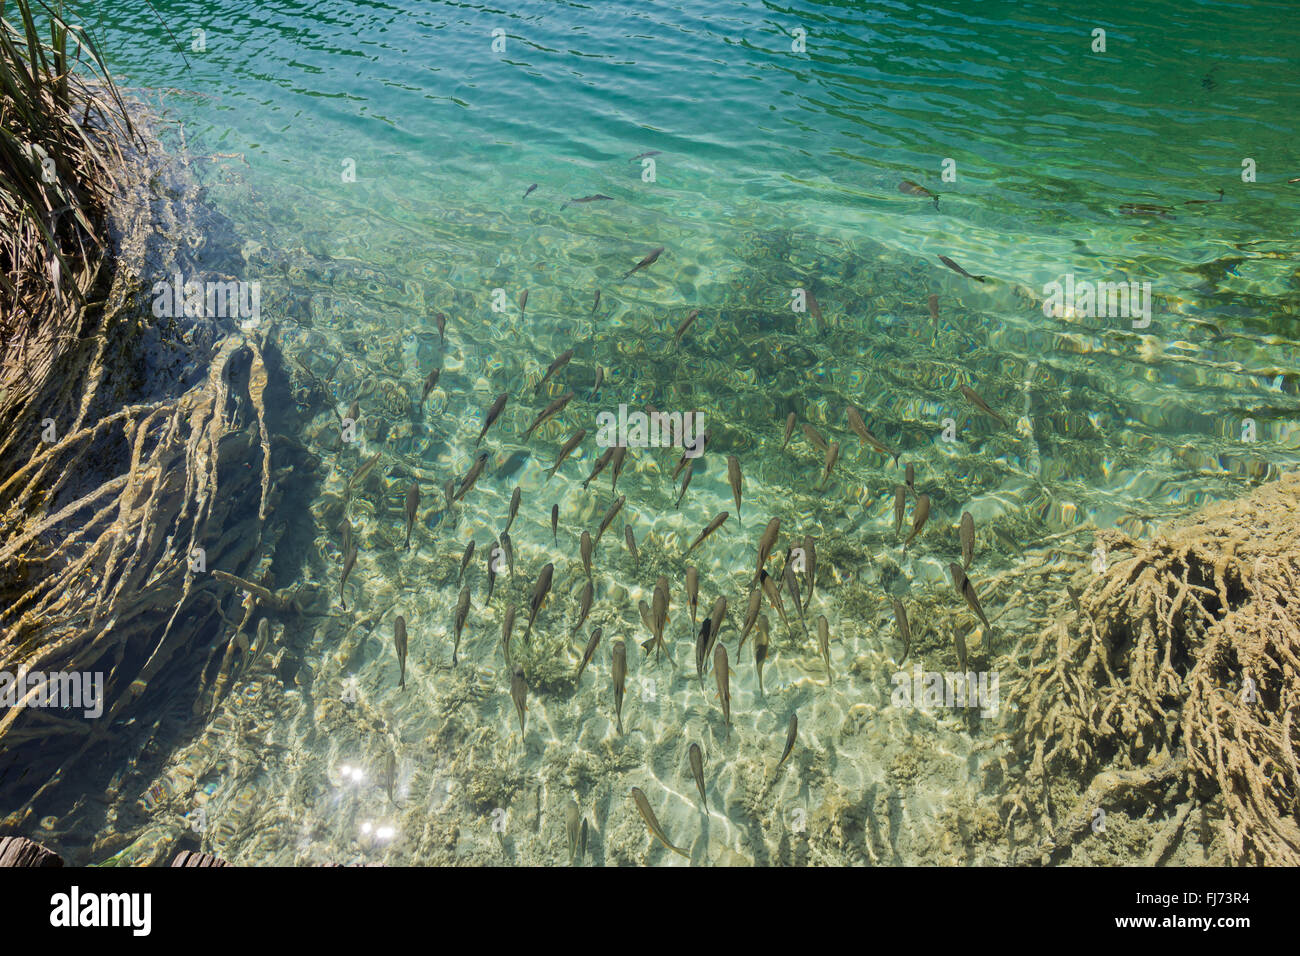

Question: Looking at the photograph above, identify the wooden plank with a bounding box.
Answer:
[0,836,64,867]
[170,850,231,867]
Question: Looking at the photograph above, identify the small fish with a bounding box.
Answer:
[562,194,614,209]
[688,743,707,811]
[524,563,555,638]
[784,562,807,639]
[1182,188,1224,206]
[687,512,729,554]
[545,427,586,481]
[433,312,446,346]
[346,399,360,426]
[727,455,743,522]
[590,365,605,399]
[781,412,796,450]
[420,368,440,407]
[754,517,780,585]
[802,423,828,454]
[394,615,408,690]
[949,562,991,631]
[803,534,817,602]
[505,486,522,534]
[928,294,939,320]
[630,787,689,858]
[774,713,797,775]
[595,495,626,544]
[685,567,699,626]
[408,481,425,550]
[891,598,911,665]
[566,800,582,865]
[575,579,594,634]
[625,525,639,572]
[738,587,762,652]
[476,393,508,446]
[904,493,930,553]
[760,569,788,629]
[486,542,499,606]
[346,451,382,499]
[583,447,614,490]
[820,440,840,487]
[612,640,627,734]
[960,511,975,569]
[453,586,471,665]
[592,290,601,314]
[575,626,603,681]
[1118,201,1174,219]
[705,596,728,663]
[519,289,529,314]
[650,576,670,660]
[674,459,695,509]
[580,531,593,579]
[443,477,456,513]
[674,309,700,344]
[458,539,476,584]
[898,179,940,209]
[523,391,574,440]
[535,348,575,395]
[500,531,515,579]
[695,617,711,689]
[340,516,353,556]
[955,627,969,673]
[622,246,665,280]
[454,452,490,502]
[893,485,907,536]
[384,751,398,806]
[501,605,517,667]
[754,617,770,695]
[630,151,662,162]
[817,615,832,683]
[638,600,655,652]
[610,445,628,494]
[714,643,732,740]
[551,504,559,545]
[959,384,1007,428]
[339,544,357,610]
[905,462,915,493]
[523,183,538,199]
[846,407,898,463]
[938,254,986,282]
[673,428,709,480]
[510,667,528,735]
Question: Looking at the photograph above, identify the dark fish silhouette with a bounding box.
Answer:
[562,194,614,209]
[523,183,538,199]
[622,246,664,280]
[394,615,408,690]
[535,348,575,395]
[476,393,508,446]
[631,786,688,858]
[959,384,1007,428]
[898,179,939,209]
[688,743,707,811]
[938,254,986,282]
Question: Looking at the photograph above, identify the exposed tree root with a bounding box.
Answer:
[1004,472,1300,864]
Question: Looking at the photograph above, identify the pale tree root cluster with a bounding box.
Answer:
[1000,472,1300,865]
[0,116,288,829]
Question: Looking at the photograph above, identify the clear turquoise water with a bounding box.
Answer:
[21,0,1300,864]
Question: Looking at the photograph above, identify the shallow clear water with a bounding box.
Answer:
[10,0,1300,864]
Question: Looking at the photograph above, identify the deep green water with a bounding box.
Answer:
[16,0,1300,864]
